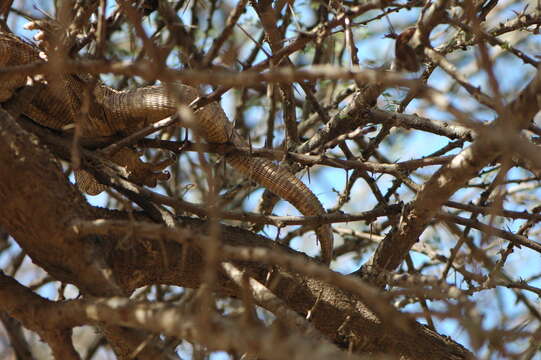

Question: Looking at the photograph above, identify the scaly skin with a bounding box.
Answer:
[0,32,334,264]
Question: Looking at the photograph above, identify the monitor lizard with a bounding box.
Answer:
[0,30,334,264]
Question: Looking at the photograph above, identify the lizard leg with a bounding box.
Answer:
[76,148,173,195]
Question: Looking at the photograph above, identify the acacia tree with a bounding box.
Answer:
[1,0,541,359]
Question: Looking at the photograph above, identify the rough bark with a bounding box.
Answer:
[0,108,472,359]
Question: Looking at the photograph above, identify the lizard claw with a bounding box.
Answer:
[137,153,175,187]
[112,148,174,190]
[24,19,79,55]
[154,171,171,181]
[150,155,176,172]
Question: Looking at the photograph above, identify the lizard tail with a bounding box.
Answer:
[99,84,334,264]
[227,154,333,264]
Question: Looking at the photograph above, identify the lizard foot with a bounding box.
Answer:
[24,19,83,57]
[75,148,174,195]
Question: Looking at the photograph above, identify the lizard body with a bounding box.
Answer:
[0,31,334,264]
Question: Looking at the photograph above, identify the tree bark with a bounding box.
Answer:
[0,109,473,359]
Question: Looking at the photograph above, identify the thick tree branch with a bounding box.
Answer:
[0,109,472,359]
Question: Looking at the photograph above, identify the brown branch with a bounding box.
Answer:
[369,68,541,272]
[0,108,472,359]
